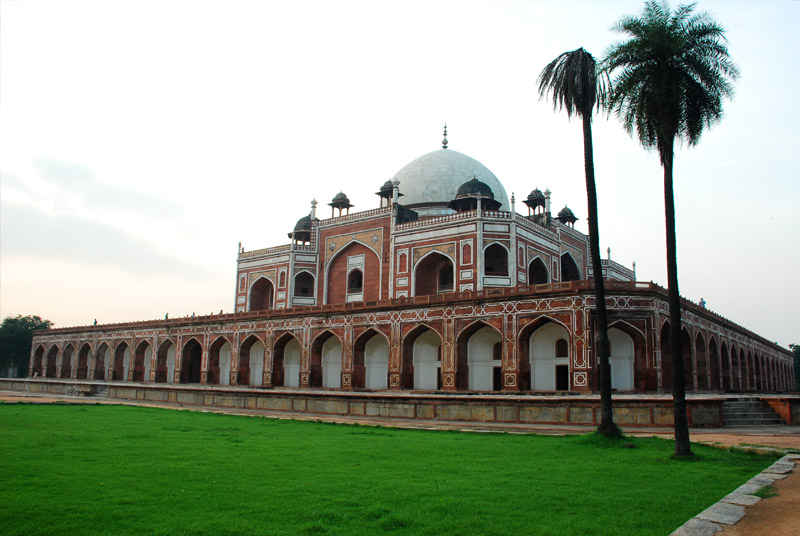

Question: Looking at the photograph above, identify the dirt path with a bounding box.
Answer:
[715,458,799,536]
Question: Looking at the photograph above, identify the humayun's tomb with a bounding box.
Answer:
[9,131,797,428]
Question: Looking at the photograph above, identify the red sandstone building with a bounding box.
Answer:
[27,136,796,398]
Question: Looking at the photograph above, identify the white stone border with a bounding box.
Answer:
[671,453,799,536]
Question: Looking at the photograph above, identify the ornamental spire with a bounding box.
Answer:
[442,123,448,149]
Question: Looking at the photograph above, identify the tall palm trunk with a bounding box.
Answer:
[662,139,692,457]
[583,114,618,437]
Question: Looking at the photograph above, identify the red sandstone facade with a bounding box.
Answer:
[29,145,796,393]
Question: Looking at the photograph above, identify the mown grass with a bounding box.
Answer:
[0,404,778,536]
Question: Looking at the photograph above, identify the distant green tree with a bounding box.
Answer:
[0,315,53,377]
[790,344,800,390]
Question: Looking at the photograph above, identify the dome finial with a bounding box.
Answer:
[442,123,448,149]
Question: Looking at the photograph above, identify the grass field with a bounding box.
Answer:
[0,404,778,536]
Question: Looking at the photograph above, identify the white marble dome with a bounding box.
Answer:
[393,149,510,216]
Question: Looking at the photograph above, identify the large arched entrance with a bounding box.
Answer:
[155,340,176,383]
[414,253,454,296]
[180,339,202,384]
[94,343,108,380]
[462,324,502,391]
[353,329,389,390]
[530,323,570,391]
[133,341,152,382]
[281,337,301,388]
[45,345,58,378]
[321,336,343,388]
[248,277,274,312]
[400,326,441,390]
[207,337,232,385]
[113,342,130,381]
[77,343,91,379]
[239,335,264,386]
[32,345,44,377]
[608,328,634,391]
[60,344,74,379]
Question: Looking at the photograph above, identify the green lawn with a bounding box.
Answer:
[0,404,777,536]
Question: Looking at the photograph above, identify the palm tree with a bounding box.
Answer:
[603,1,738,457]
[538,48,620,438]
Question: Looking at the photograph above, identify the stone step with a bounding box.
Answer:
[723,399,785,427]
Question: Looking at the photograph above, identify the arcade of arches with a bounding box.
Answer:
[29,309,796,394]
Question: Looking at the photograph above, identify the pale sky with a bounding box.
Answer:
[1,0,797,348]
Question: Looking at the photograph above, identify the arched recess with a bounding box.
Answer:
[274,332,302,388]
[414,252,454,297]
[347,269,364,296]
[94,343,108,380]
[753,352,762,391]
[560,252,581,282]
[608,328,635,391]
[239,335,264,386]
[77,343,91,380]
[483,243,509,277]
[353,329,389,390]
[113,342,130,381]
[45,345,58,378]
[32,345,45,377]
[530,322,571,391]
[207,337,232,386]
[294,271,315,298]
[401,325,441,390]
[133,341,152,382]
[248,277,274,312]
[658,323,692,391]
[60,344,74,379]
[739,348,746,391]
[180,338,203,384]
[325,242,381,304]
[720,341,730,391]
[280,335,301,388]
[310,331,342,389]
[729,344,741,390]
[457,322,502,391]
[708,338,720,391]
[528,257,549,285]
[695,333,707,391]
[155,340,176,383]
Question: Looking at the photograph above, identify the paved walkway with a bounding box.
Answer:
[3,390,799,535]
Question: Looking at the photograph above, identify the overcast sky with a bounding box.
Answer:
[1,0,797,348]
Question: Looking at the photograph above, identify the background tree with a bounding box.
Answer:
[538,48,620,438]
[603,1,738,457]
[0,315,53,377]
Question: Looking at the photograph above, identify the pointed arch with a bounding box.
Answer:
[608,327,635,391]
[456,321,502,391]
[529,321,571,391]
[180,337,203,384]
[32,345,45,377]
[45,344,58,378]
[560,252,581,282]
[273,332,302,388]
[207,336,232,386]
[155,339,176,383]
[60,344,74,379]
[133,340,151,382]
[294,271,316,298]
[94,342,109,380]
[112,341,130,381]
[248,276,274,312]
[708,337,720,391]
[401,324,441,390]
[239,334,264,386]
[528,257,549,285]
[310,331,342,389]
[353,329,389,390]
[325,241,382,305]
[483,243,509,276]
[77,343,91,380]
[517,316,571,391]
[413,251,454,296]
[720,341,730,391]
[694,333,707,390]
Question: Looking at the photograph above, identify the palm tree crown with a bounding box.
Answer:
[603,1,739,162]
[538,48,607,119]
